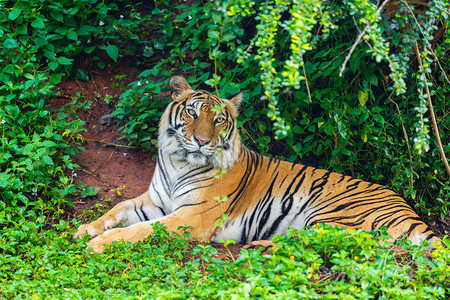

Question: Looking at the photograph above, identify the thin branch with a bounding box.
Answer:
[404,1,450,85]
[84,138,139,149]
[300,53,312,103]
[387,90,414,187]
[88,148,116,176]
[339,0,391,77]
[414,43,450,177]
[318,48,350,74]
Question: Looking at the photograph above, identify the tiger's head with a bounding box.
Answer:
[158,76,243,169]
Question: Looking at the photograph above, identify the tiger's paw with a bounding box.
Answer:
[86,233,113,253]
[243,240,276,249]
[73,221,106,239]
[85,225,148,253]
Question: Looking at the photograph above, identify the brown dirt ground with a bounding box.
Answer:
[51,60,152,211]
[51,58,447,260]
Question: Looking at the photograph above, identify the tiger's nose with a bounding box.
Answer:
[194,136,210,146]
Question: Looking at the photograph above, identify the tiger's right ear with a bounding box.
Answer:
[169,76,192,100]
[229,91,243,111]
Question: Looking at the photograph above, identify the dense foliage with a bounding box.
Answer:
[115,0,450,219]
[0,0,449,298]
[2,223,450,299]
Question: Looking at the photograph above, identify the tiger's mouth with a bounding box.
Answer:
[189,150,204,157]
[185,149,212,166]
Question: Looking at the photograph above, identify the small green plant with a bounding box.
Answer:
[75,183,99,199]
[111,74,129,92]
[81,187,100,199]
[77,202,110,222]
[111,185,126,197]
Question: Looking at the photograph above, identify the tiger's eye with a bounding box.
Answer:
[215,116,225,124]
[186,108,196,117]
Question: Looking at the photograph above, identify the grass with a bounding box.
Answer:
[1,222,449,299]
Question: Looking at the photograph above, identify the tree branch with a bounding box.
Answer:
[414,43,450,177]
[339,0,390,77]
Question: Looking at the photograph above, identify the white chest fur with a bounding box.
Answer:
[148,152,216,215]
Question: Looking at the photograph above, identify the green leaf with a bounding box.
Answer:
[198,62,211,69]
[23,144,35,155]
[358,90,369,107]
[139,70,152,77]
[50,10,63,22]
[49,73,63,84]
[76,69,89,81]
[9,8,21,21]
[337,121,348,139]
[67,30,78,41]
[24,80,34,90]
[31,18,45,29]
[222,32,236,42]
[40,141,57,148]
[57,56,72,66]
[81,186,99,198]
[365,71,378,86]
[205,74,221,87]
[78,25,97,35]
[84,46,96,54]
[16,24,27,35]
[34,37,48,46]
[3,38,18,49]
[324,124,334,136]
[42,155,54,166]
[106,45,119,62]
[208,30,219,40]
[373,114,384,124]
[48,62,58,71]
[350,57,360,74]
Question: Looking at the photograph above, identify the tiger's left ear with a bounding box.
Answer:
[229,91,243,111]
[169,76,192,100]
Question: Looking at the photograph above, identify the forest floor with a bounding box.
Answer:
[53,60,152,213]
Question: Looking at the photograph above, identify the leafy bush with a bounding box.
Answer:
[0,0,149,225]
[226,224,450,299]
[1,223,450,299]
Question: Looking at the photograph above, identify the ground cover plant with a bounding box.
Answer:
[1,0,450,298]
[2,223,450,299]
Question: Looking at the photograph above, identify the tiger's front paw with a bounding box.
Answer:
[85,223,152,253]
[86,232,114,253]
[73,221,106,239]
[86,227,132,253]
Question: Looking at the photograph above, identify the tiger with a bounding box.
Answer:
[74,75,438,253]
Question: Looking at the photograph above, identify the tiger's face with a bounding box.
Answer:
[158,76,243,168]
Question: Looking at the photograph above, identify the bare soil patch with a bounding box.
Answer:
[49,60,154,215]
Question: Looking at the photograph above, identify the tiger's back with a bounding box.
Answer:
[213,146,435,245]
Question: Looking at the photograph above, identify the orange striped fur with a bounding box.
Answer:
[74,76,437,252]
